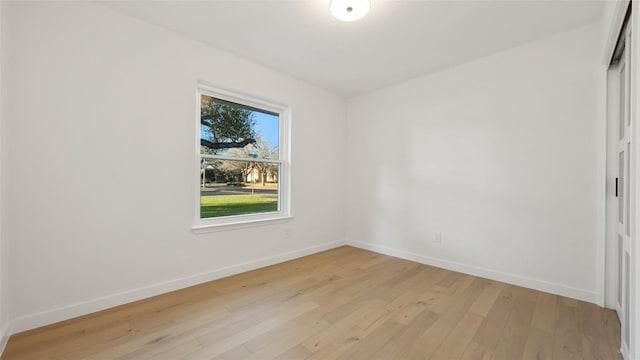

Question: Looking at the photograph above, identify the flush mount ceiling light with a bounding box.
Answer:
[330,0,371,22]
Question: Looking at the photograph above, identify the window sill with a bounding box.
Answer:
[191,215,293,233]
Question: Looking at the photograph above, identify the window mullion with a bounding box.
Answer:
[201,154,281,164]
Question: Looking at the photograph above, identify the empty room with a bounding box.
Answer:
[0,0,636,359]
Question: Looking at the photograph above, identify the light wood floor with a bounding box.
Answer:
[2,246,622,359]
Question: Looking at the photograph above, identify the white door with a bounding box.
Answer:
[616,23,632,353]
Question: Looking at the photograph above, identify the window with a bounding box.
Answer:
[193,84,291,230]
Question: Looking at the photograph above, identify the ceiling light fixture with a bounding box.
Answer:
[330,0,370,22]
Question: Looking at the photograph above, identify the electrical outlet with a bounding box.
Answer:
[434,232,442,243]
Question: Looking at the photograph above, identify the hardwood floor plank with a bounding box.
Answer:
[181,301,318,359]
[335,319,405,360]
[492,297,537,360]
[469,281,504,317]
[369,310,439,360]
[145,340,205,360]
[429,312,484,360]
[522,327,554,360]
[553,302,583,359]
[272,344,313,360]
[301,299,385,353]
[304,325,368,360]
[531,292,558,333]
[413,284,484,357]
[241,317,328,359]
[460,285,519,359]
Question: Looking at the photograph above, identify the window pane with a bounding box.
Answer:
[200,158,279,218]
[200,95,279,159]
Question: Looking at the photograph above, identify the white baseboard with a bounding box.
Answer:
[7,239,347,335]
[347,239,599,304]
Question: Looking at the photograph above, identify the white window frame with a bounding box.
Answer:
[192,83,292,232]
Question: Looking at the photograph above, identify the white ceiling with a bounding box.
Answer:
[102,0,604,97]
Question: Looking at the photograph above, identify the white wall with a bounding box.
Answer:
[346,22,605,303]
[4,1,346,333]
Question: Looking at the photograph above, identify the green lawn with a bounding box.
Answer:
[200,193,278,218]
